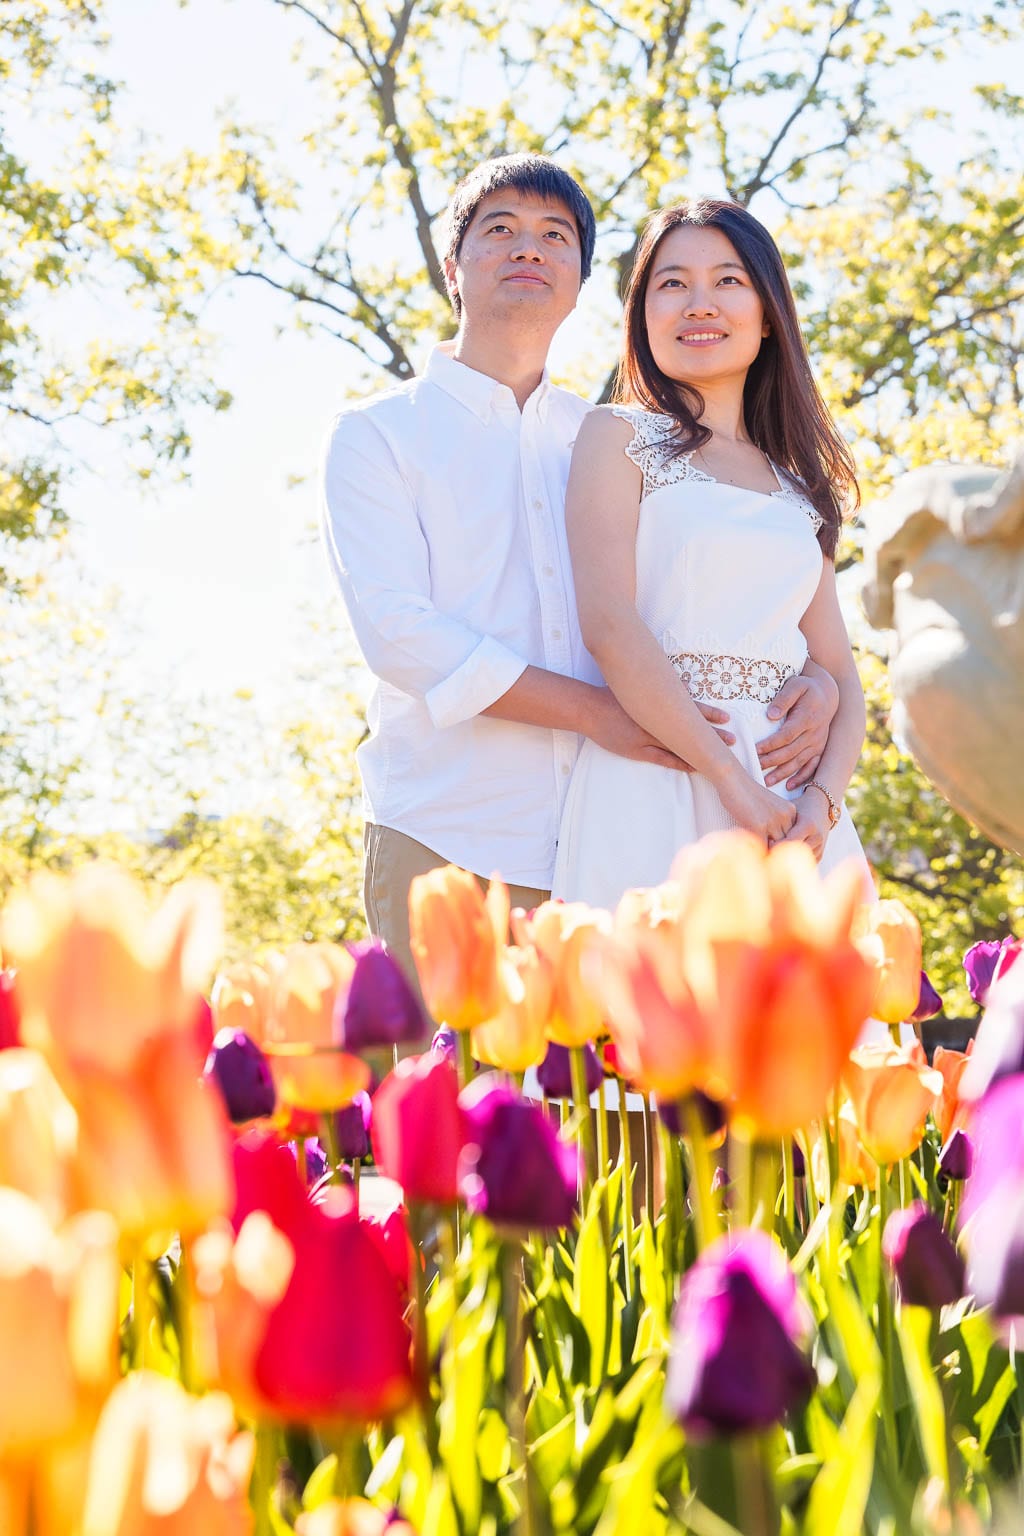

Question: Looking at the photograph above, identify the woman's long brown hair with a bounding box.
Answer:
[615,199,857,558]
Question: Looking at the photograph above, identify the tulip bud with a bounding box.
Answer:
[963,937,1020,1008]
[665,1229,815,1435]
[536,1041,602,1101]
[882,1201,964,1307]
[430,1026,457,1063]
[790,1140,806,1178]
[333,1091,372,1161]
[371,1054,467,1206]
[938,1127,974,1182]
[910,971,943,1023]
[710,1164,730,1197]
[204,1028,276,1123]
[336,940,427,1052]
[458,1077,578,1230]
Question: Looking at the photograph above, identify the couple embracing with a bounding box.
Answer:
[321,154,871,1020]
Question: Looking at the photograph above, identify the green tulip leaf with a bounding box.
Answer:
[897,1305,949,1488]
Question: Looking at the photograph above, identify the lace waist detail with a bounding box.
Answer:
[669,649,796,704]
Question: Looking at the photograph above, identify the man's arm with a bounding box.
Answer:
[757,657,839,789]
[322,410,731,765]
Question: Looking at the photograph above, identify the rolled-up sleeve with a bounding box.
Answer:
[320,409,528,729]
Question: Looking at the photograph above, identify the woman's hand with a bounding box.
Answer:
[716,764,798,846]
[781,788,833,860]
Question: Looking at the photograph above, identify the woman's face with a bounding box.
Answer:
[643,224,768,390]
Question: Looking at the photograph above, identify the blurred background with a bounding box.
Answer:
[1,0,1022,1007]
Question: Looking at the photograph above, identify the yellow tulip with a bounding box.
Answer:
[80,1374,254,1536]
[409,866,508,1031]
[512,900,610,1048]
[210,959,273,1042]
[472,945,553,1073]
[852,899,923,1026]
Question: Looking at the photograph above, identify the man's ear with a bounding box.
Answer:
[443,256,459,303]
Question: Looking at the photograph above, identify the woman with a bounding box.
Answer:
[553,199,871,907]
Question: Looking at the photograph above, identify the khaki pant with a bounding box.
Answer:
[362,823,548,1043]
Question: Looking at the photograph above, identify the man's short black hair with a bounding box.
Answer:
[441,154,596,315]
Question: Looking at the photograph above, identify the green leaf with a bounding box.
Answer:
[897,1305,948,1488]
[573,1181,611,1388]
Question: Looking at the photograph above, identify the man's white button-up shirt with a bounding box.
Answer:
[320,345,601,887]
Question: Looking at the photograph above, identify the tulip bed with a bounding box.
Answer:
[2,833,1024,1536]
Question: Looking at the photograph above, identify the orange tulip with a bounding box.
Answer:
[472,945,553,1073]
[842,1041,943,1164]
[512,899,610,1048]
[80,1374,254,1536]
[852,899,923,1026]
[931,1042,974,1143]
[619,835,876,1134]
[592,887,713,1098]
[409,866,508,1032]
[1,866,234,1238]
[0,1048,77,1222]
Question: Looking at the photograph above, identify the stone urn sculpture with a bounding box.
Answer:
[861,452,1024,855]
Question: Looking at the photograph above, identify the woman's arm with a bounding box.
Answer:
[783,559,867,857]
[567,410,797,845]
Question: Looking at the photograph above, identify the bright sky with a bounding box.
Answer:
[20,0,1023,730]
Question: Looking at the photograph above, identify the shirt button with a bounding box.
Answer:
[551,628,562,640]
[532,498,543,510]
[561,764,570,776]
[543,564,555,577]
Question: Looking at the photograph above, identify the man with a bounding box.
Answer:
[321,155,834,1015]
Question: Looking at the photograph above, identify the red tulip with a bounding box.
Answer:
[371,1054,467,1206]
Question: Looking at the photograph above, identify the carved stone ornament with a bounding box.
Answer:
[861,453,1024,855]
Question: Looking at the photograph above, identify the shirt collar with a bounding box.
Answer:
[424,343,553,423]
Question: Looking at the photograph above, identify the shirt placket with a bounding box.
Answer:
[520,406,578,793]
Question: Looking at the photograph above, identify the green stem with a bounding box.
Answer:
[569,1046,597,1201]
[176,1241,197,1392]
[322,1113,342,1171]
[752,1140,779,1233]
[876,1166,899,1464]
[596,1076,610,1179]
[251,1423,280,1536]
[781,1139,795,1234]
[682,1098,715,1253]
[409,1202,440,1462]
[502,1241,537,1536]
[730,1129,755,1230]
[132,1252,155,1370]
[352,1158,361,1209]
[733,1435,778,1536]
[641,1093,656,1220]
[658,1118,684,1294]
[457,1028,475,1091]
[618,1091,634,1299]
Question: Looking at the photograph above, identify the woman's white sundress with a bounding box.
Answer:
[552,405,873,909]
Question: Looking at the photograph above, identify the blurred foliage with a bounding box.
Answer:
[0,0,230,569]
[849,652,1024,1017]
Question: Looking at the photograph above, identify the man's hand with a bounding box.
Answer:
[757,670,839,789]
[587,688,735,771]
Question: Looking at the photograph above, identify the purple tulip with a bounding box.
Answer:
[960,964,1024,1102]
[790,1141,806,1179]
[962,1074,1024,1317]
[656,1091,727,1141]
[711,1165,730,1195]
[335,939,427,1051]
[911,971,943,1023]
[285,1138,329,1185]
[334,1090,372,1161]
[430,1026,457,1063]
[938,1128,974,1182]
[536,1041,602,1100]
[203,1027,276,1122]
[963,937,1020,1008]
[665,1229,815,1436]
[882,1202,964,1308]
[458,1076,578,1230]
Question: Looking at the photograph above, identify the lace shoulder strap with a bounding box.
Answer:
[609,405,712,499]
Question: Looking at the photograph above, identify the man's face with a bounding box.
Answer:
[444,190,583,333]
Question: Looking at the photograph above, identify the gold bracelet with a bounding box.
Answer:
[805,779,841,828]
